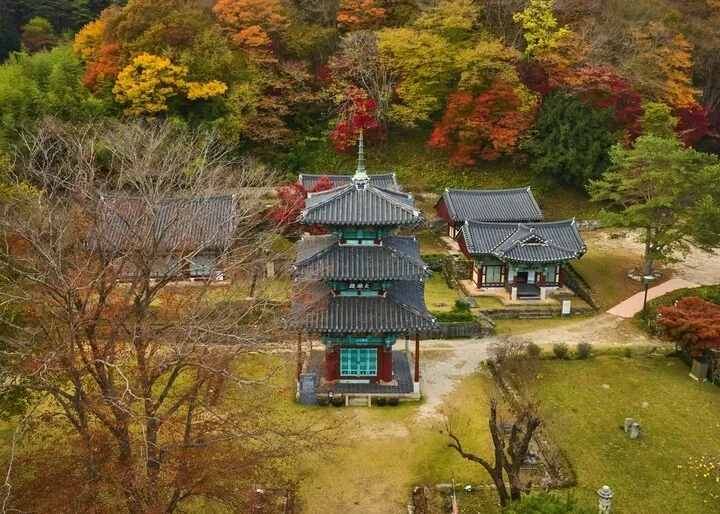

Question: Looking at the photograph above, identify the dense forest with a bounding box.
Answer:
[1,0,719,187]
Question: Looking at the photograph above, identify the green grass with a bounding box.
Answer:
[572,247,646,309]
[415,230,447,255]
[424,275,462,312]
[538,355,720,514]
[294,371,500,514]
[472,296,504,309]
[493,315,591,335]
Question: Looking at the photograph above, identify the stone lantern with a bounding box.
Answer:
[597,485,613,513]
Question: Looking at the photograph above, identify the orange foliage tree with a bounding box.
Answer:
[658,296,720,357]
[213,0,288,51]
[429,81,533,165]
[336,0,387,30]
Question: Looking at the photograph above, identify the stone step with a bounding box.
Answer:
[346,396,371,407]
[517,312,555,319]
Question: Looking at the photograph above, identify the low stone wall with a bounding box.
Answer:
[428,321,492,339]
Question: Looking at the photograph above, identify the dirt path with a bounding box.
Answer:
[415,314,666,422]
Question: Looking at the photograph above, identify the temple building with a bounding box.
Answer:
[290,135,436,389]
[436,188,586,301]
[435,187,543,238]
[456,219,586,300]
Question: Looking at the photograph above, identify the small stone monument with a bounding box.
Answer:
[624,417,634,432]
[597,485,613,513]
[561,300,571,316]
[629,422,641,439]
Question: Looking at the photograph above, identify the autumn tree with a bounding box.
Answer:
[336,0,386,31]
[331,86,386,152]
[429,81,532,165]
[330,30,396,123]
[641,102,679,139]
[658,296,720,357]
[0,118,329,512]
[20,16,57,53]
[513,0,570,59]
[113,52,227,115]
[269,175,334,235]
[588,135,720,274]
[213,0,288,51]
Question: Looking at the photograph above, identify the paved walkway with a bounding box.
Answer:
[606,277,700,318]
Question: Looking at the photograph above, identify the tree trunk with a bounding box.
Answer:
[643,226,654,275]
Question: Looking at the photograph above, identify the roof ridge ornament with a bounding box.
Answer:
[352,130,370,189]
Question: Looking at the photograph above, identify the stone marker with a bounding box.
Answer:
[624,418,634,432]
[630,422,641,439]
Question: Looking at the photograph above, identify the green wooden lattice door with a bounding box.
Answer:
[340,348,378,376]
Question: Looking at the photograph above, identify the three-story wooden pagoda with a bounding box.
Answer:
[290,135,436,386]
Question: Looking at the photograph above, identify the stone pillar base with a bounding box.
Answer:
[511,287,518,301]
[540,286,546,300]
[413,381,420,394]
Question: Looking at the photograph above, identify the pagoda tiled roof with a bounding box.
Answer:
[288,281,438,333]
[460,219,586,264]
[299,173,401,191]
[300,183,421,226]
[438,187,543,223]
[292,235,432,280]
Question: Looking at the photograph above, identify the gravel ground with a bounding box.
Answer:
[582,229,720,285]
[413,313,668,421]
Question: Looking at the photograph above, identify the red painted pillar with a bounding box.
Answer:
[324,348,339,381]
[558,267,565,288]
[378,347,393,382]
[414,333,420,382]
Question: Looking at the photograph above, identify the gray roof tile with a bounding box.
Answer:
[301,183,421,226]
[439,187,543,223]
[460,220,586,263]
[292,235,432,280]
[299,173,401,191]
[288,281,438,333]
[90,195,237,253]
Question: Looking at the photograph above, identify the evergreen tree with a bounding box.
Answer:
[526,95,620,188]
[0,18,21,62]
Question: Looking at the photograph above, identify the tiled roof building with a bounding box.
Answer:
[289,134,435,386]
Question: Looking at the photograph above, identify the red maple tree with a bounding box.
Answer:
[331,86,385,153]
[268,176,333,234]
[658,296,720,357]
[428,81,531,166]
[673,104,710,147]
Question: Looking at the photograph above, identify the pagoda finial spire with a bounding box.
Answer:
[353,130,369,186]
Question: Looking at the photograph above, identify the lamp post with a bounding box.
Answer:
[641,274,655,322]
[597,485,613,513]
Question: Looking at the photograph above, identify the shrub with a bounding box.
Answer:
[454,299,472,312]
[624,347,633,358]
[553,343,569,359]
[526,342,542,359]
[576,342,593,359]
[637,284,720,334]
[388,397,400,406]
[331,396,344,407]
[375,396,387,406]
[316,396,329,406]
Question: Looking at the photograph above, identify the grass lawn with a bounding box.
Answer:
[292,371,501,514]
[493,315,591,335]
[425,274,462,312]
[538,355,720,514]
[572,247,646,309]
[473,296,505,309]
[415,230,448,255]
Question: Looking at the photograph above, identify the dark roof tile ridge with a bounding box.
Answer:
[368,185,421,217]
[294,235,338,266]
[386,282,436,321]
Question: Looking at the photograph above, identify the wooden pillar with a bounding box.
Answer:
[414,332,420,382]
[296,331,303,380]
[558,267,565,288]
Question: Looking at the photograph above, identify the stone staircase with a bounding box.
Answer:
[345,395,372,407]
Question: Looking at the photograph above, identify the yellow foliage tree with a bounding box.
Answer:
[113,53,227,115]
[513,0,571,59]
[73,19,106,63]
[213,0,288,50]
